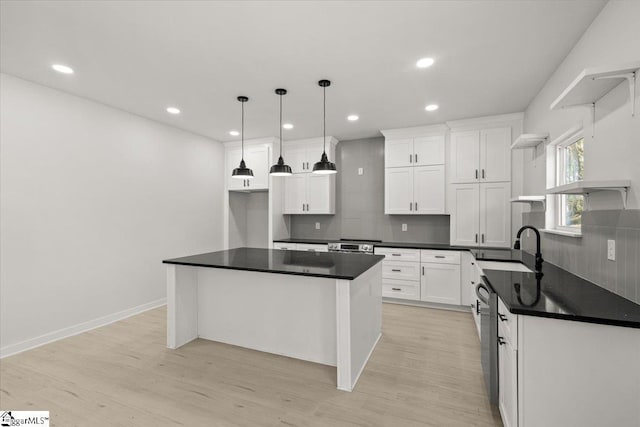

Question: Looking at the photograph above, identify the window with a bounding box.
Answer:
[556,135,584,230]
[545,124,584,236]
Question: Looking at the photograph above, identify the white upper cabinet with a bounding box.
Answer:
[381,127,447,215]
[413,136,445,166]
[414,165,445,214]
[480,182,511,247]
[450,182,511,247]
[450,127,511,183]
[385,135,445,168]
[480,127,511,182]
[385,167,414,214]
[226,145,270,191]
[283,138,335,174]
[282,137,338,214]
[384,138,414,168]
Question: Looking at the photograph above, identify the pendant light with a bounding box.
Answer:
[231,96,254,179]
[312,79,337,174]
[269,88,293,176]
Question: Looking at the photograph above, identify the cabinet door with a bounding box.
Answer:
[420,263,461,305]
[226,149,245,190]
[284,145,308,174]
[385,167,414,214]
[245,145,270,190]
[413,135,445,166]
[498,337,518,427]
[306,142,326,172]
[450,131,480,183]
[450,184,480,246]
[414,165,445,214]
[307,174,334,214]
[480,182,511,247]
[385,138,414,168]
[480,127,511,183]
[283,174,306,214]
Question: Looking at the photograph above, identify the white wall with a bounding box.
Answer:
[522,0,640,209]
[0,74,224,355]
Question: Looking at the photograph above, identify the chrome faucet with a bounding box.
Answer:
[514,225,544,271]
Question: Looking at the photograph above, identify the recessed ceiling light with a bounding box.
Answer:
[347,115,359,121]
[166,107,181,115]
[283,123,294,130]
[416,57,435,68]
[52,64,74,74]
[229,130,240,136]
[425,104,439,112]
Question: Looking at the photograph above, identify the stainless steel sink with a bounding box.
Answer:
[477,260,532,273]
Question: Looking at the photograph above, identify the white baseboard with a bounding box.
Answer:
[0,298,166,359]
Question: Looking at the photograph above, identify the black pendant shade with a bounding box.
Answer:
[231,96,254,179]
[270,88,292,176]
[312,79,337,175]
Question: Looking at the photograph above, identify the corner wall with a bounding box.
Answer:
[520,1,640,303]
[0,74,225,355]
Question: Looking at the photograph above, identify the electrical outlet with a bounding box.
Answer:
[402,224,407,232]
[358,167,363,175]
[315,222,320,230]
[607,239,615,261]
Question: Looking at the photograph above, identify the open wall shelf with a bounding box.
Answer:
[510,195,546,211]
[546,180,631,209]
[550,62,639,114]
[511,134,549,150]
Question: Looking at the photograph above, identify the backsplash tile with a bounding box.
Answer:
[522,209,640,304]
[290,137,451,244]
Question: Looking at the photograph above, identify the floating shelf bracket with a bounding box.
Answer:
[592,70,636,116]
[582,187,629,210]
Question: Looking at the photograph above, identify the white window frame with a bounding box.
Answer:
[545,123,584,237]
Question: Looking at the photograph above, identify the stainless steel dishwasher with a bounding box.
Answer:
[476,279,498,405]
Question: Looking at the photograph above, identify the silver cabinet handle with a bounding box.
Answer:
[392,253,401,256]
[306,162,309,169]
[422,266,425,275]
[306,203,309,211]
[302,162,305,170]
[498,313,507,322]
[475,169,478,179]
[302,203,305,211]
[415,154,418,163]
[391,287,402,291]
[246,180,250,187]
[475,234,478,243]
[435,255,445,259]
[415,202,418,211]
[482,234,485,243]
[482,169,485,179]
[498,337,506,346]
[409,202,412,211]
[409,154,412,163]
[391,269,401,272]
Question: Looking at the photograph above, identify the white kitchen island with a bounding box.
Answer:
[163,247,384,392]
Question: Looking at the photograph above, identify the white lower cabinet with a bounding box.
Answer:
[420,250,461,305]
[375,247,421,300]
[384,165,445,214]
[498,298,518,427]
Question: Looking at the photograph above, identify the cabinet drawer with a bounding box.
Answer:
[498,297,518,349]
[421,250,461,265]
[382,261,420,281]
[382,280,420,301]
[374,247,420,262]
[273,242,297,250]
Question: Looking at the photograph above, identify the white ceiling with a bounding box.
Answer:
[0,1,605,142]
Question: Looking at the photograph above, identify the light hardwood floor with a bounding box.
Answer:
[0,303,502,426]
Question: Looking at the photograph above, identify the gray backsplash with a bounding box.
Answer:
[290,137,451,243]
[522,210,640,305]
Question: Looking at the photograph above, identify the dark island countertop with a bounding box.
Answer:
[482,252,640,329]
[163,247,384,280]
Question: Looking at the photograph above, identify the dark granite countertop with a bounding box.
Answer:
[482,252,640,329]
[163,247,384,280]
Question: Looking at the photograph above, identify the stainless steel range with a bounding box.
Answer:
[327,239,380,254]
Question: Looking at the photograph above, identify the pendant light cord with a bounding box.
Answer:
[279,93,283,156]
[323,85,326,154]
[241,100,245,161]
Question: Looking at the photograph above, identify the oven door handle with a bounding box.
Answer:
[475,283,490,305]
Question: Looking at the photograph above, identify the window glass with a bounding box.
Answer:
[558,137,584,229]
